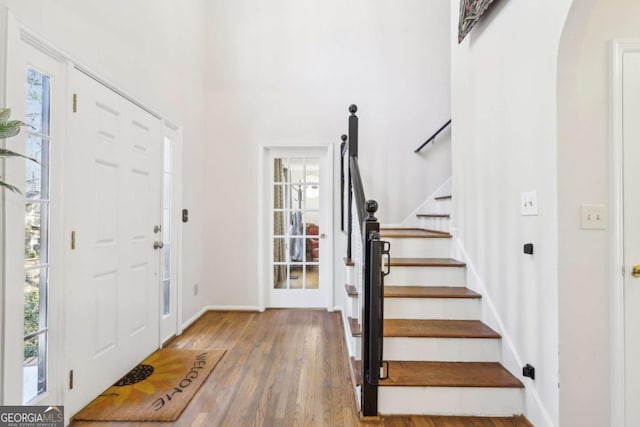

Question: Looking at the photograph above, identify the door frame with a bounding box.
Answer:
[609,38,640,427]
[257,143,334,311]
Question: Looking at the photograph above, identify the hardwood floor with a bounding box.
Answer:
[70,310,532,427]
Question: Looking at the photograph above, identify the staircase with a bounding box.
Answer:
[344,194,526,418]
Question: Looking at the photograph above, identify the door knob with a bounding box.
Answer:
[153,225,162,234]
[320,233,327,239]
[632,265,640,278]
[153,241,164,250]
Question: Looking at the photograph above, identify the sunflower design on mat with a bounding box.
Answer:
[73,348,226,422]
[101,351,188,408]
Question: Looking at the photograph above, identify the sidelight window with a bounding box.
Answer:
[23,67,51,403]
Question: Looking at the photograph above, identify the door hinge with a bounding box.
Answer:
[72,93,77,113]
[71,231,76,250]
[69,370,74,390]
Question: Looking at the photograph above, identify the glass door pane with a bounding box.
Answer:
[272,156,321,290]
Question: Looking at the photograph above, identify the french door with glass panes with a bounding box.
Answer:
[268,148,332,308]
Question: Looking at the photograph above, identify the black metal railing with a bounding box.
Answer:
[414,118,451,153]
[340,104,389,417]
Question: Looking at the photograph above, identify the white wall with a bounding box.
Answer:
[203,0,451,309]
[450,1,573,425]
[558,1,640,426]
[0,0,208,328]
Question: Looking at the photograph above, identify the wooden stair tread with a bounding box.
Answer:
[380,228,451,239]
[348,317,361,337]
[345,284,358,297]
[384,286,480,299]
[379,361,524,388]
[435,195,452,200]
[388,257,466,267]
[384,319,499,338]
[416,213,451,218]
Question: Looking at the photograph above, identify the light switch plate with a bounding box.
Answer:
[581,204,607,230]
[521,191,538,216]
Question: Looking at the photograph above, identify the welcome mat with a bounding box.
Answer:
[73,348,225,422]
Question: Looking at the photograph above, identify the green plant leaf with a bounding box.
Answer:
[0,122,24,138]
[0,148,37,163]
[0,179,22,194]
[0,108,11,123]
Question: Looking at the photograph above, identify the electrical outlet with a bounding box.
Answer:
[581,204,606,230]
[521,191,538,216]
[193,283,199,296]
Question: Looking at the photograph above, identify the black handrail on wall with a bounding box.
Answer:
[414,119,452,153]
[340,104,388,417]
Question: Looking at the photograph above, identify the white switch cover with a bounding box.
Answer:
[581,204,607,230]
[521,191,538,216]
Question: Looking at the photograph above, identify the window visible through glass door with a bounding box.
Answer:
[273,157,321,290]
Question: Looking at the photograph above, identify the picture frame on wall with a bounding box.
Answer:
[458,0,498,43]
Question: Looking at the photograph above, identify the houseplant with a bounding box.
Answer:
[0,107,32,193]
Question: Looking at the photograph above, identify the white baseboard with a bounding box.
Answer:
[209,305,260,311]
[181,305,261,331]
[453,238,555,427]
[181,306,210,330]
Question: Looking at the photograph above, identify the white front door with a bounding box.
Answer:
[64,69,163,414]
[622,48,640,427]
[267,147,333,308]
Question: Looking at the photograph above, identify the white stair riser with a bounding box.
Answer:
[384,237,451,258]
[435,199,451,213]
[384,297,480,320]
[385,266,466,286]
[378,387,523,416]
[418,217,451,233]
[348,296,359,317]
[384,337,500,362]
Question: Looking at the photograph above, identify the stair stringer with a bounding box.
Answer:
[451,234,555,427]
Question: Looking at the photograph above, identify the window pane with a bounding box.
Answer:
[24,268,47,336]
[23,333,47,403]
[25,203,48,266]
[163,209,171,244]
[273,264,287,289]
[289,158,304,183]
[273,158,288,183]
[163,172,172,209]
[26,69,51,136]
[306,265,319,289]
[162,244,171,281]
[305,158,319,183]
[162,280,170,316]
[163,137,172,173]
[25,135,49,200]
[302,185,319,210]
[289,264,304,289]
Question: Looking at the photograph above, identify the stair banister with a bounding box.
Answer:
[341,104,387,418]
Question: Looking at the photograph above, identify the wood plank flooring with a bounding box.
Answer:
[70,310,532,427]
